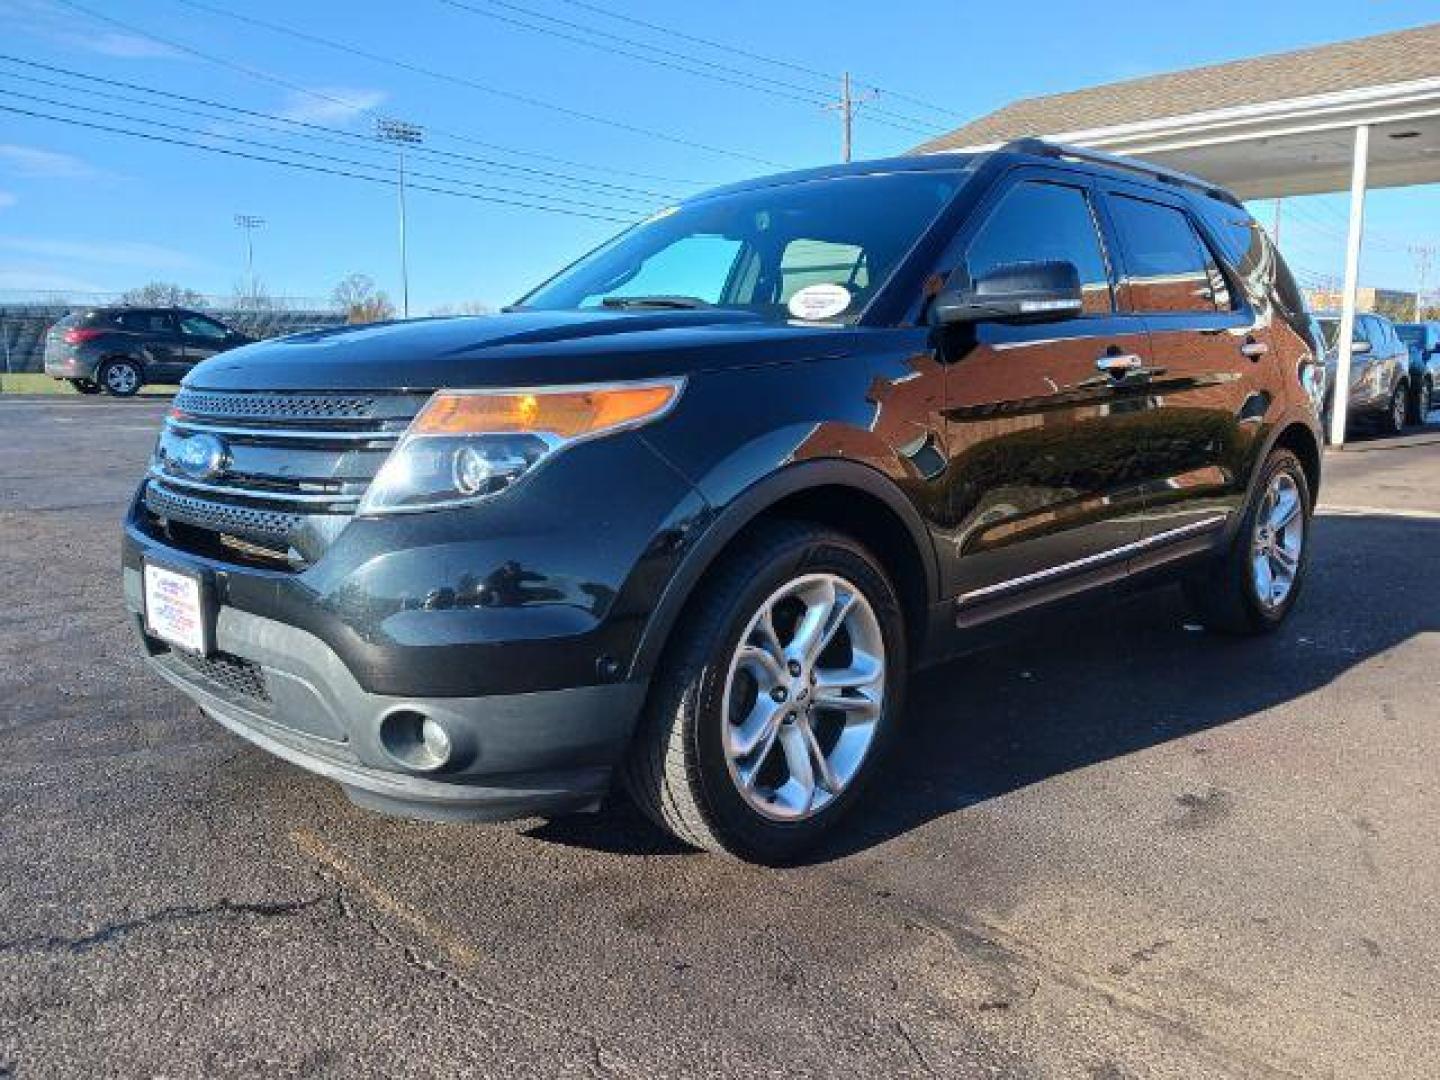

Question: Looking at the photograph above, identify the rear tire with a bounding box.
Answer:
[99,358,142,397]
[1183,448,1311,635]
[622,521,906,863]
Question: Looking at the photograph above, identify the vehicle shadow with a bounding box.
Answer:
[528,513,1440,865]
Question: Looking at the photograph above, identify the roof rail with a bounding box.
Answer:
[999,138,1243,208]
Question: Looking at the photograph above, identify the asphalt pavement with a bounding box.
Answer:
[1,396,1437,1079]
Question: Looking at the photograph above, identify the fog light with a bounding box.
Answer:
[379,709,453,772]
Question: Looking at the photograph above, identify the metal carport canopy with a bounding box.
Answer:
[913,22,1440,447]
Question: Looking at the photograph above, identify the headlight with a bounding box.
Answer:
[358,377,684,514]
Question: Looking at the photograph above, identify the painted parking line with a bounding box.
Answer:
[1317,505,1440,521]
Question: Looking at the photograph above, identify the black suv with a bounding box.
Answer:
[125,142,1323,862]
[45,307,251,396]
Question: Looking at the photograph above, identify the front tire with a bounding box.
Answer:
[99,358,142,397]
[623,521,906,863]
[1381,382,1407,434]
[1183,448,1312,635]
[1414,378,1433,424]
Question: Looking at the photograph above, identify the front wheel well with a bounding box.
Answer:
[1272,422,1321,501]
[739,485,932,663]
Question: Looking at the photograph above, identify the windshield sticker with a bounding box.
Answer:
[788,283,852,321]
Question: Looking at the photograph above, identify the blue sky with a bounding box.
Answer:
[1,0,1437,312]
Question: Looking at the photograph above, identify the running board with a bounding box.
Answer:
[954,515,1228,627]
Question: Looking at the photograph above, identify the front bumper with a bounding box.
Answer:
[123,566,646,820]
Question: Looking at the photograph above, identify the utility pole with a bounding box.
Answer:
[233,214,264,294]
[823,72,877,163]
[376,117,424,319]
[1410,243,1436,319]
[1271,198,1283,248]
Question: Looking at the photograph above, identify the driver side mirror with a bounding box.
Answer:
[929,260,1084,327]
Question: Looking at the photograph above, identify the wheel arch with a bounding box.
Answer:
[1267,416,1323,504]
[628,460,941,680]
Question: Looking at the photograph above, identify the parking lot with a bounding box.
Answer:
[1,395,1437,1079]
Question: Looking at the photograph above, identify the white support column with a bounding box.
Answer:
[1329,124,1370,448]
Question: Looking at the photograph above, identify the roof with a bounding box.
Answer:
[689,151,978,202]
[913,22,1440,152]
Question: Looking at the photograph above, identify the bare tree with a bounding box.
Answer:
[227,278,289,339]
[120,281,206,308]
[331,273,396,324]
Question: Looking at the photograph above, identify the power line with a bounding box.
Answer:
[0,56,675,204]
[433,0,941,137]
[37,6,708,187]
[146,0,787,167]
[544,0,963,121]
[0,103,633,223]
[2,86,644,217]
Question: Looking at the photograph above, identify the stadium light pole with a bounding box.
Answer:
[233,214,265,294]
[375,117,424,319]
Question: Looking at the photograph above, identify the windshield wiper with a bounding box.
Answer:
[600,295,712,310]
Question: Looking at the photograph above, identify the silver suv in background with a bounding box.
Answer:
[1395,321,1439,424]
[1315,311,1411,435]
[43,307,252,396]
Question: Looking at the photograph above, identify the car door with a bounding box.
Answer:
[118,309,185,380]
[177,312,236,369]
[934,168,1160,618]
[1096,182,1266,555]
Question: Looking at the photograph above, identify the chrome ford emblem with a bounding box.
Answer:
[174,432,228,482]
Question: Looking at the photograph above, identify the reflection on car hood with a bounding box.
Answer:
[184,309,864,391]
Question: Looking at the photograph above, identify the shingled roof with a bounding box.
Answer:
[913,22,1440,153]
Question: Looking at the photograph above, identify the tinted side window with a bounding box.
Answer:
[180,314,229,339]
[117,310,174,333]
[1109,195,1223,313]
[965,180,1113,315]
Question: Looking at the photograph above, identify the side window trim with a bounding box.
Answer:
[1097,182,1251,320]
[955,168,1118,317]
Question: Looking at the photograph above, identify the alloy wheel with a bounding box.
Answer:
[104,363,139,395]
[720,572,885,822]
[1251,472,1305,611]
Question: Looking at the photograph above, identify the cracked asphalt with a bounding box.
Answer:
[2,396,1438,1079]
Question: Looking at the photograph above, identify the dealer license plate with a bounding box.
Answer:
[143,562,209,655]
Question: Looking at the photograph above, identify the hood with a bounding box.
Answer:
[184,309,860,391]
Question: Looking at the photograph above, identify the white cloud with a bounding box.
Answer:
[0,144,95,179]
[78,30,182,60]
[0,191,16,210]
[277,88,388,127]
[0,236,204,271]
[0,266,109,294]
[0,0,181,60]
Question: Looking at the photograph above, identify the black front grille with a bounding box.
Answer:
[143,389,425,569]
[172,389,378,421]
[145,482,301,544]
[165,647,271,704]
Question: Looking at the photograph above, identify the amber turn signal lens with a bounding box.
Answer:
[410,381,682,438]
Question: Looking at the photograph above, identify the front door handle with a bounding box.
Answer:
[1240,337,1269,360]
[1096,352,1144,377]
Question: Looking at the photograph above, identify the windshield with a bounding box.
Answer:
[1396,324,1426,358]
[518,171,970,324]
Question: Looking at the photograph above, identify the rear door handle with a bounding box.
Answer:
[1096,352,1144,377]
[1240,338,1269,360]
